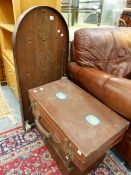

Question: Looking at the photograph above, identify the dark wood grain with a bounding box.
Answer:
[13,6,69,123]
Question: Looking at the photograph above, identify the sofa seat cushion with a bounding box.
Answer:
[73,28,131,78]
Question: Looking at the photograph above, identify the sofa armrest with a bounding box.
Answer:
[68,62,113,99]
[103,77,131,121]
[69,62,131,121]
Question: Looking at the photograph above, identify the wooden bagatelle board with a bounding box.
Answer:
[29,78,129,174]
[13,6,69,123]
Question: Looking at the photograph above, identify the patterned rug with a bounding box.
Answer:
[0,127,127,175]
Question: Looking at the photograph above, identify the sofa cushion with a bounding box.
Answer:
[73,27,131,78]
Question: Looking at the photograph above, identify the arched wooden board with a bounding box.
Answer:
[13,6,69,124]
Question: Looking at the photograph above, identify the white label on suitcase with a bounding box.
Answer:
[85,115,100,126]
[40,87,44,91]
[77,150,82,156]
[66,156,69,159]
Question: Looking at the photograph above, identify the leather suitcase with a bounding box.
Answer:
[29,78,129,174]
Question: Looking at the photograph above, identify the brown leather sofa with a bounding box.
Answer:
[68,27,131,167]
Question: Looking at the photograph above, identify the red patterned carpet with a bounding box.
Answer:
[0,127,127,175]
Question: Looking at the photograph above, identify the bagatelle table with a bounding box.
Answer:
[29,78,129,175]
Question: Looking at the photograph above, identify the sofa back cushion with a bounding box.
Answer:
[73,27,131,77]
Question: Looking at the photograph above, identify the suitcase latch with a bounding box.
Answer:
[64,138,74,161]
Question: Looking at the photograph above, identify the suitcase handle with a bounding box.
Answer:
[35,118,61,144]
[35,119,51,139]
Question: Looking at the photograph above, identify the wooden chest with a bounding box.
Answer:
[29,78,129,174]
